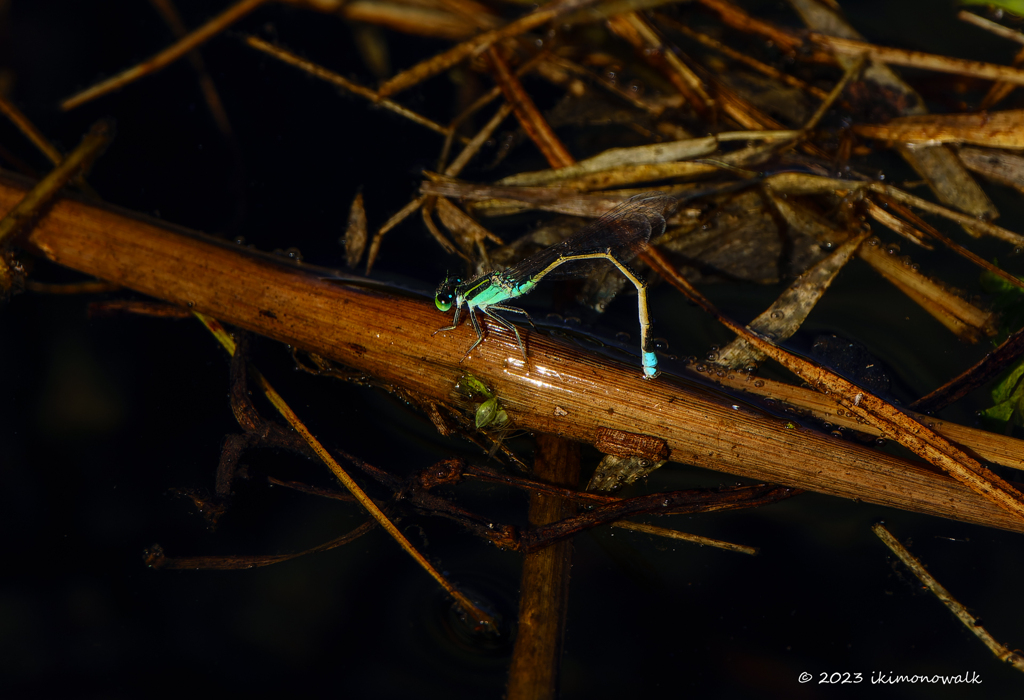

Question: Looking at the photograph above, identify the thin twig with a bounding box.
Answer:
[147,0,234,136]
[611,520,758,555]
[0,94,64,165]
[61,0,270,110]
[913,326,1024,414]
[193,312,499,633]
[378,0,602,97]
[0,120,112,294]
[872,522,1024,672]
[956,11,1024,46]
[0,120,112,245]
[145,519,376,570]
[244,35,465,143]
[487,46,574,168]
[656,14,828,100]
[810,32,1024,86]
[606,12,713,117]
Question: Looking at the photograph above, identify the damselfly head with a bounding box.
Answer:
[434,275,459,312]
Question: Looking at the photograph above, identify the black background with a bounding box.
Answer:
[2,1,1023,697]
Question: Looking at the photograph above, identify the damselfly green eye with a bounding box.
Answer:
[435,276,458,312]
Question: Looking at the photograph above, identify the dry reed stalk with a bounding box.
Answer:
[7,174,1024,534]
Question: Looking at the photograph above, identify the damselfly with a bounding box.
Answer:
[433,183,750,378]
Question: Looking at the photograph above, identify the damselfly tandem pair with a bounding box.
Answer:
[433,182,752,378]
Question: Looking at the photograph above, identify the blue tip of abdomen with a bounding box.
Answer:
[642,351,658,379]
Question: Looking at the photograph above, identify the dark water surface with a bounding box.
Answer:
[3,1,1023,697]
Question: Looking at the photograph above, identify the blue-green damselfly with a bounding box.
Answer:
[433,183,753,378]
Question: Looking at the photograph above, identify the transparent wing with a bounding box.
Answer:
[500,194,673,284]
